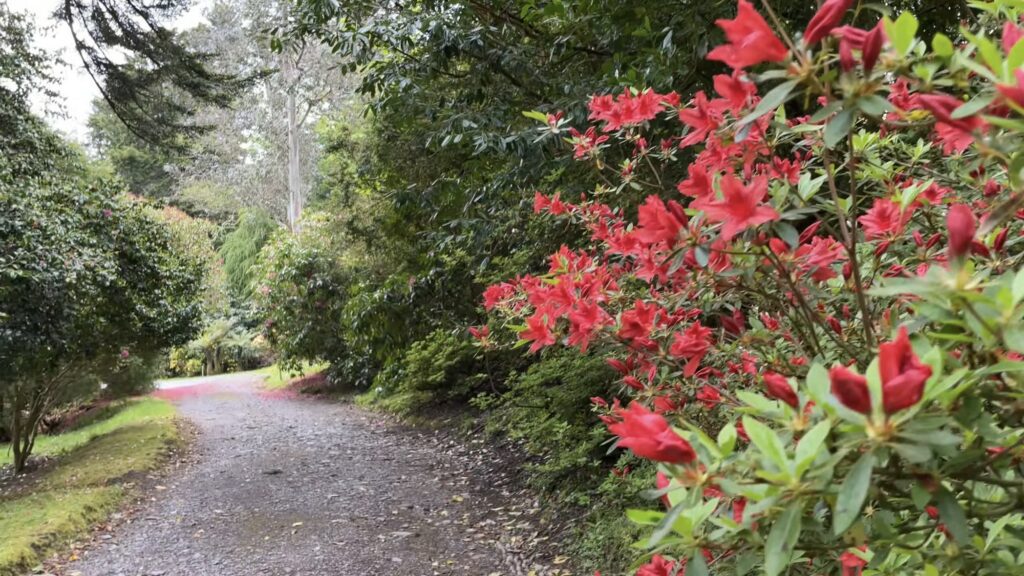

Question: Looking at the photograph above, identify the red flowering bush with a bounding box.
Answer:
[484,1,1024,574]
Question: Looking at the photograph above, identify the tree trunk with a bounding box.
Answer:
[282,52,303,232]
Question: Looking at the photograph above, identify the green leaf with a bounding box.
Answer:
[857,95,892,117]
[824,108,855,148]
[1012,267,1024,306]
[1008,38,1024,72]
[805,363,830,404]
[687,551,710,576]
[647,502,686,547]
[626,508,664,526]
[742,416,790,473]
[718,422,737,456]
[952,93,995,119]
[934,488,971,544]
[833,451,875,535]
[884,12,919,56]
[521,110,550,123]
[738,80,799,127]
[932,33,954,57]
[795,420,830,476]
[765,502,802,576]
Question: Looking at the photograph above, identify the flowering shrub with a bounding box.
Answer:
[485,1,1024,574]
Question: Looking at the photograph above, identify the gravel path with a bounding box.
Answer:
[61,373,562,576]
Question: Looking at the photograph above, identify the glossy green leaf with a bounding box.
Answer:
[765,502,802,576]
[833,451,875,535]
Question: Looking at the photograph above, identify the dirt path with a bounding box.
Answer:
[62,374,560,576]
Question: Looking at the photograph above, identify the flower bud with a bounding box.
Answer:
[946,204,976,260]
[763,371,799,408]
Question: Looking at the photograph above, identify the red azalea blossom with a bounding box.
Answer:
[946,204,976,260]
[839,547,869,576]
[670,321,714,376]
[619,300,660,341]
[589,89,674,132]
[858,198,912,240]
[707,0,789,70]
[635,196,688,246]
[763,371,798,408]
[520,313,556,352]
[917,93,988,153]
[829,364,871,414]
[483,282,516,310]
[608,402,697,464]
[804,0,853,45]
[636,555,677,576]
[679,91,723,147]
[878,326,932,414]
[568,301,611,352]
[696,174,780,241]
[696,385,723,409]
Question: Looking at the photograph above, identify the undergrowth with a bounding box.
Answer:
[0,398,180,575]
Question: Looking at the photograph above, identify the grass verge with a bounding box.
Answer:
[255,361,328,390]
[0,398,181,575]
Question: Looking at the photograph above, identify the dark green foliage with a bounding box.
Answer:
[88,99,182,199]
[369,329,488,414]
[58,0,248,149]
[100,351,165,398]
[219,210,278,300]
[478,351,617,496]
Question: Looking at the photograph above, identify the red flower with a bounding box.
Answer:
[1004,20,1024,53]
[619,300,659,341]
[677,163,713,199]
[568,301,610,352]
[670,321,714,376]
[520,312,556,352]
[713,71,757,112]
[588,89,672,132]
[636,555,677,576]
[878,326,932,414]
[468,325,490,341]
[696,174,780,241]
[997,69,1024,109]
[482,282,516,310]
[763,371,798,408]
[946,204,976,260]
[655,471,672,508]
[696,385,723,409]
[707,0,789,70]
[861,21,885,72]
[635,196,688,246]
[839,547,869,576]
[917,93,988,153]
[679,91,723,147]
[804,0,853,45]
[608,402,697,464]
[858,198,912,240]
[829,365,871,414]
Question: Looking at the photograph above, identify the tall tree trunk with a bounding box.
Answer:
[282,52,303,232]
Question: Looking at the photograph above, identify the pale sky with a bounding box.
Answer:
[9,0,210,143]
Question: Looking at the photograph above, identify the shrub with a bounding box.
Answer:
[219,209,278,300]
[370,329,487,414]
[477,350,618,496]
[486,1,1024,574]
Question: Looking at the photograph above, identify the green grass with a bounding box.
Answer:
[255,361,327,390]
[2,398,175,467]
[0,398,180,575]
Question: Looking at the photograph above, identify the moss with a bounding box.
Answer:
[3,398,175,466]
[0,487,122,574]
[0,398,180,575]
[41,421,179,488]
